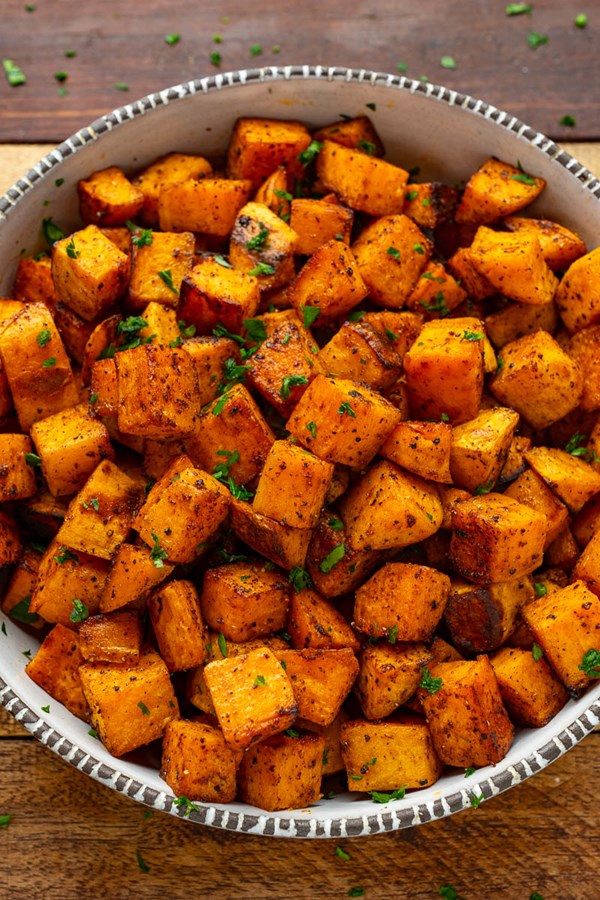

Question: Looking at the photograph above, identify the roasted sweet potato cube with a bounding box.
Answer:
[319,320,403,391]
[50,300,103,365]
[89,358,117,417]
[158,178,253,236]
[449,407,519,494]
[79,648,179,757]
[573,529,600,598]
[136,302,180,346]
[134,455,229,565]
[354,562,450,642]
[161,719,237,803]
[444,576,534,655]
[361,310,423,361]
[178,258,260,335]
[525,445,600,513]
[447,247,496,301]
[566,325,600,411]
[420,656,514,767]
[237,733,324,811]
[286,375,401,469]
[284,587,357,652]
[317,141,409,216]
[555,246,600,334]
[17,487,68,542]
[405,261,467,318]
[522,580,600,690]
[484,299,558,349]
[503,216,587,272]
[545,525,581,570]
[148,580,206,672]
[497,434,532,486]
[340,716,442,791]
[0,509,22,566]
[1,545,44,629]
[25,623,88,720]
[380,420,452,483]
[29,541,110,625]
[340,460,443,552]
[504,468,569,549]
[288,239,368,324]
[469,226,558,306]
[253,166,290,218]
[450,493,547,584]
[78,166,144,226]
[290,198,353,255]
[230,498,312,570]
[126,231,195,311]
[132,152,213,226]
[200,562,289,642]
[226,117,311,189]
[313,116,383,155]
[305,512,384,599]
[182,336,242,407]
[490,646,568,727]
[572,493,600,550]
[52,225,129,321]
[78,610,142,665]
[253,440,334,530]
[355,642,431,720]
[0,434,37,500]
[204,646,297,749]
[403,182,458,229]
[13,255,56,307]
[276,648,358,727]
[229,202,297,292]
[455,157,545,225]
[101,543,173,613]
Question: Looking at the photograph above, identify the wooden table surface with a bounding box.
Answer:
[1,3,600,896]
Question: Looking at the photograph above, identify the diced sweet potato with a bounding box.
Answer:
[1,545,44,629]
[100,543,173,613]
[253,440,334,529]
[449,407,519,493]
[566,325,600,411]
[200,562,289,642]
[319,320,403,390]
[305,512,384,599]
[313,116,383,155]
[469,226,558,306]
[158,178,253,236]
[288,239,368,324]
[355,642,431,719]
[572,529,600,598]
[490,646,568,727]
[127,231,195,311]
[503,216,587,272]
[148,580,206,672]
[405,260,467,318]
[161,719,237,803]
[287,587,360,652]
[226,117,311,189]
[52,225,129,321]
[545,525,581,571]
[78,610,142,665]
[447,247,496,301]
[182,335,241,407]
[13,255,56,307]
[361,310,423,362]
[78,166,144,226]
[403,182,458,229]
[29,541,110,625]
[132,152,213,226]
[229,201,297,292]
[554,246,600,334]
[380,420,453,483]
[178,257,260,335]
[484,299,558,349]
[276,648,358,727]
[237,733,324,811]
[253,166,290,218]
[290,198,353,255]
[230,498,312,571]
[0,434,37,500]
[455,157,545,225]
[444,576,534,655]
[317,141,409,216]
[25,623,88,720]
[525,445,600,513]
[504,468,569,549]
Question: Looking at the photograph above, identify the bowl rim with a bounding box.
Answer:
[1,64,599,839]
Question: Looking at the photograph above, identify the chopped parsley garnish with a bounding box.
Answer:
[533,582,547,598]
[136,849,150,873]
[564,431,597,462]
[115,316,153,352]
[510,172,537,185]
[138,701,150,716]
[247,262,275,277]
[532,642,544,662]
[213,449,240,482]
[474,479,494,496]
[244,318,267,345]
[358,140,376,156]
[42,217,65,246]
[464,767,476,778]
[396,61,408,73]
[470,791,484,808]
[253,675,267,687]
[218,632,228,658]
[319,543,345,573]
[274,188,293,201]
[385,328,398,341]
[42,357,56,368]
[505,2,532,13]
[574,13,587,28]
[347,310,366,322]
[306,421,317,439]
[348,889,365,897]
[440,56,457,69]
[210,51,222,66]
[9,596,39,624]
[214,254,233,268]
[3,59,26,86]
[369,786,406,803]
[420,666,443,694]
[280,374,308,400]
[249,43,263,57]
[387,624,399,644]
[439,887,464,900]
[335,846,351,861]
[149,533,168,568]
[560,115,576,128]
[0,814,13,828]
[164,33,181,45]
[25,452,42,468]
[387,246,400,260]
[289,566,314,591]
[41,704,50,713]
[421,292,449,317]
[211,394,228,416]
[246,222,270,251]
[405,189,418,201]
[301,305,321,328]
[54,71,68,82]
[328,516,344,531]
[36,328,51,348]
[218,358,251,393]
[158,269,178,295]
[126,220,153,247]
[461,330,483,342]
[70,598,89,623]
[89,497,100,512]
[178,319,196,338]
[54,547,78,566]
[114,82,129,92]
[337,401,356,418]
[174,795,200,816]
[88,728,98,738]
[579,648,600,679]
[413,243,425,255]
[298,140,324,167]
[528,31,548,49]
[64,50,76,58]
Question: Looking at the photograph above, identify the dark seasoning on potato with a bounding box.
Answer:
[1,112,599,814]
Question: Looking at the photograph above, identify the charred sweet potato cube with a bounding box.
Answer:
[17,487,68,542]
[380,420,452,483]
[134,455,229,565]
[127,231,195,311]
[79,648,179,757]
[447,247,496,301]
[497,434,532,486]
[444,576,534,655]
[305,512,384,599]
[403,182,458,229]
[469,226,558,306]
[230,498,312,570]
[229,202,297,292]
[182,336,242,407]
[276,648,358,727]
[573,529,600,598]
[132,152,213,226]
[52,226,129,321]
[405,261,467,318]
[313,115,383,155]
[484,299,558,349]
[286,375,401,469]
[51,301,104,365]
[290,198,353,255]
[522,580,600,690]
[31,403,113,497]
[566,325,600,411]
[81,313,120,383]
[237,733,324,811]
[503,216,587,272]
[25,623,88,720]
[524,446,600,513]
[204,646,297,749]
[504,468,569,549]
[78,166,144,226]
[253,440,334,529]
[158,178,253,237]
[148,580,206,672]
[78,610,142,665]
[101,543,173,613]
[0,302,79,431]
[226,117,311,189]
[351,214,431,309]
[449,407,519,494]
[161,719,237,803]
[555,246,600,334]
[355,642,431,720]
[490,646,568,727]
[340,716,442,791]
[288,239,368,324]
[287,587,360,652]
[450,493,547,583]
[1,545,43,629]
[420,656,514,767]
[317,141,409,216]
[13,255,56,307]
[319,320,403,391]
[200,562,289,643]
[354,562,450,642]
[0,434,37,500]
[178,257,260,334]
[29,541,110,625]
[339,460,443,552]
[455,157,545,225]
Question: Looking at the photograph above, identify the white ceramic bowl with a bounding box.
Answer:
[1,67,599,839]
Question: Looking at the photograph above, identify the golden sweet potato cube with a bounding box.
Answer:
[522,580,600,690]
[555,246,600,334]
[354,562,450,642]
[287,587,360,652]
[503,216,587,272]
[78,610,142,665]
[178,257,260,334]
[313,115,383,155]
[351,214,431,309]
[226,117,311,189]
[52,225,129,321]
[13,255,56,307]
[490,646,568,727]
[566,325,600,411]
[253,440,334,529]
[51,300,103,365]
[525,445,600,513]
[182,336,242,407]
[0,434,37,500]
[204,646,297,749]
[355,642,431,720]
[137,302,180,346]
[469,226,558,306]
[403,317,485,424]
[361,310,423,360]
[237,733,324,811]
[148,580,206,672]
[161,719,237,803]
[132,152,213,226]
[230,498,312,570]
[449,407,519,493]
[305,512,384,599]
[288,239,368,324]
[340,460,443,552]
[1,545,44,629]
[546,525,580,570]
[25,623,88,720]
[276,648,358,727]
[0,509,22,567]
[498,434,532,486]
[186,383,274,485]
[403,181,458,228]
[126,231,195,311]
[445,576,533,655]
[573,493,600,549]
[572,529,600,598]
[229,201,297,292]
[319,320,402,391]
[455,157,545,225]
[200,562,289,642]
[253,165,290,217]
[290,199,353,255]
[78,166,144,226]
[447,246,496,301]
[380,420,452,483]
[29,540,110,625]
[405,261,467,318]
[420,656,514,767]
[450,493,547,583]
[484,299,558,349]
[490,331,582,429]
[340,716,442,791]
[158,178,253,236]
[134,455,229,565]
[79,648,179,757]
[101,543,173,613]
[286,375,401,469]
[31,403,113,497]
[317,140,409,216]
[504,468,569,549]
[89,358,118,417]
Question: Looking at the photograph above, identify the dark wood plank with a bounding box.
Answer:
[0,0,597,142]
[0,705,29,738]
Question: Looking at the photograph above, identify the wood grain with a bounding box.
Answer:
[0,0,597,142]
